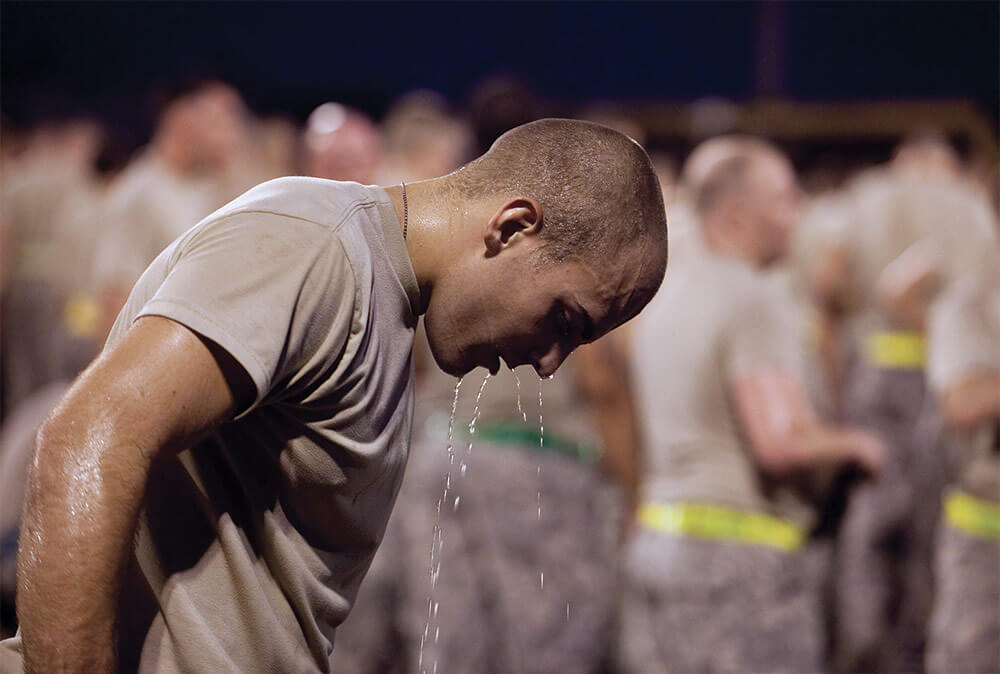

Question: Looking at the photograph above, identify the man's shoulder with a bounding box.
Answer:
[208,177,382,231]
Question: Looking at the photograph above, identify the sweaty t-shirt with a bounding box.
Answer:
[0,178,421,673]
[631,247,812,527]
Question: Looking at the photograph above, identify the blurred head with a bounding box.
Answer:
[693,138,800,267]
[25,119,104,169]
[252,116,298,178]
[467,75,542,155]
[156,80,248,173]
[382,90,472,181]
[892,131,961,180]
[302,103,383,183]
[425,119,668,377]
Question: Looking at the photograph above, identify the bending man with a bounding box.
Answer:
[1,119,667,673]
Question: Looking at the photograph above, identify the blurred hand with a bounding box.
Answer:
[848,429,886,476]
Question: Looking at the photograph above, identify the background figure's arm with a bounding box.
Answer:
[875,238,942,330]
[575,325,641,527]
[730,369,884,478]
[18,315,251,672]
[938,371,1000,429]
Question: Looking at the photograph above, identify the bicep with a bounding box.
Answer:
[48,315,252,458]
[730,369,815,470]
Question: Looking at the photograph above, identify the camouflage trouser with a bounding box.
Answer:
[925,522,1000,674]
[618,529,824,674]
[836,360,947,673]
[331,435,621,674]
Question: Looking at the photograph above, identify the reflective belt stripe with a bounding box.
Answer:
[864,331,925,369]
[944,491,1000,542]
[469,420,599,463]
[638,502,805,552]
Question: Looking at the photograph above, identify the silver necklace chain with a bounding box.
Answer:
[400,181,408,241]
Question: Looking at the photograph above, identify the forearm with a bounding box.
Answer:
[942,375,1000,429]
[595,396,640,514]
[18,425,152,672]
[780,425,872,473]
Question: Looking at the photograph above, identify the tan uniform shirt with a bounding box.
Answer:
[93,153,232,291]
[0,178,421,672]
[631,246,812,527]
[840,171,997,326]
[927,265,1000,499]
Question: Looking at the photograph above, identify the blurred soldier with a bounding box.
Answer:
[378,90,472,184]
[0,382,72,638]
[242,115,298,184]
[333,359,623,674]
[817,135,999,672]
[0,120,106,418]
[301,102,383,184]
[923,259,1000,674]
[92,80,249,334]
[619,139,884,674]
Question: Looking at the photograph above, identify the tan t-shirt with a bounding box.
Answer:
[631,247,811,526]
[927,264,1000,499]
[839,171,998,323]
[0,178,420,673]
[92,153,234,291]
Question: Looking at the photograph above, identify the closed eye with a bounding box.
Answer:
[554,305,572,339]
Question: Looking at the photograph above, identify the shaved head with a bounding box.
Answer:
[682,135,777,194]
[691,137,788,217]
[451,119,667,280]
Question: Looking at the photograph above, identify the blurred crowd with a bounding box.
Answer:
[1,77,998,674]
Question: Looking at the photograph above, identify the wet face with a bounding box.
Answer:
[424,240,647,378]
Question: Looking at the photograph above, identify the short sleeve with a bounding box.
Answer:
[723,278,805,381]
[136,212,357,414]
[927,278,1000,393]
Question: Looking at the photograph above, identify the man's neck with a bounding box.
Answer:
[701,221,762,268]
[383,178,468,316]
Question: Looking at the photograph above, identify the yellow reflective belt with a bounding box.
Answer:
[638,503,805,552]
[864,331,925,369]
[944,491,1000,542]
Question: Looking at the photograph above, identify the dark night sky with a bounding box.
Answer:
[3,1,998,142]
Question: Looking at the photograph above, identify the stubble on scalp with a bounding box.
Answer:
[447,118,668,315]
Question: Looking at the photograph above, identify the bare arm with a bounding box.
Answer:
[18,315,252,672]
[731,369,884,478]
[875,239,942,331]
[575,325,641,526]
[939,371,1000,429]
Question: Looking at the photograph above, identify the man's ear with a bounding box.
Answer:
[484,197,543,257]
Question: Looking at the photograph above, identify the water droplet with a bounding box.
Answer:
[513,369,528,422]
[460,462,467,476]
[453,495,461,510]
[465,372,490,455]
[540,571,545,589]
[435,626,440,643]
[566,602,571,620]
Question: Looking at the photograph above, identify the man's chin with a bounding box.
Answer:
[430,350,500,378]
